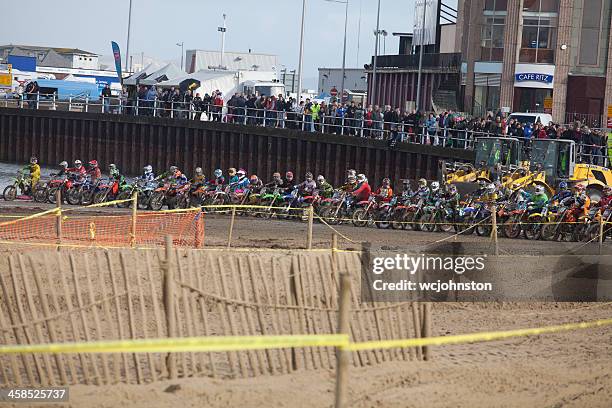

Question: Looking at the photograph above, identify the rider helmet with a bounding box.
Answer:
[347,175,357,183]
[272,172,281,180]
[237,169,246,178]
[347,169,356,178]
[88,160,98,167]
[30,156,38,164]
[603,186,612,195]
[431,181,440,192]
[534,185,545,195]
[558,181,568,190]
[574,184,585,192]
[59,161,68,168]
[448,184,458,194]
[144,165,153,174]
[214,169,222,178]
[486,183,496,194]
[285,171,294,180]
[382,177,391,186]
[316,175,325,183]
[357,174,366,183]
[169,165,177,173]
[250,175,259,183]
[228,168,237,176]
[305,172,313,181]
[478,179,487,188]
[418,178,427,188]
[74,160,83,168]
[402,179,410,185]
[195,167,203,175]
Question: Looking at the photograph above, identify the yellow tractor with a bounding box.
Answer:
[529,139,612,201]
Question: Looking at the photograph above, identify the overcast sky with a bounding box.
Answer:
[1,0,456,87]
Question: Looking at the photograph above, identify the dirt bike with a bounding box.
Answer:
[116,179,152,210]
[257,187,284,218]
[584,205,612,242]
[417,200,455,233]
[540,204,585,242]
[149,183,170,211]
[65,176,94,206]
[3,171,31,201]
[47,174,75,204]
[352,195,377,228]
[318,191,353,225]
[165,182,191,210]
[522,203,554,240]
[390,196,412,230]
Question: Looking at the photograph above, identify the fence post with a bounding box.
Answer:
[491,204,498,256]
[153,96,158,117]
[599,214,604,255]
[421,302,432,361]
[56,190,62,251]
[163,235,177,379]
[334,269,351,408]
[84,96,89,113]
[36,92,40,109]
[52,93,56,110]
[306,205,314,249]
[227,206,236,248]
[68,96,72,111]
[130,191,138,248]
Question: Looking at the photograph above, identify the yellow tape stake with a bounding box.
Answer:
[0,334,349,354]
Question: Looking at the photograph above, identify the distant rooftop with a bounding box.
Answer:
[0,44,98,56]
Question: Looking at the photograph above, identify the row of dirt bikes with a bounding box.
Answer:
[4,171,611,243]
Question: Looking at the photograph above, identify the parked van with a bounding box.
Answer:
[508,112,553,126]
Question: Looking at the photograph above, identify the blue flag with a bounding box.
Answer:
[111,41,123,83]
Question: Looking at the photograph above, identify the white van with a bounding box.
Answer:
[508,112,554,126]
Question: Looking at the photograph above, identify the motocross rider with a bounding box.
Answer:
[480,183,499,205]
[191,167,206,185]
[428,181,443,205]
[550,181,572,204]
[87,160,101,183]
[170,167,188,185]
[249,175,264,192]
[595,186,612,209]
[228,168,238,184]
[209,169,225,187]
[562,184,590,216]
[316,175,334,199]
[352,174,371,202]
[52,161,69,177]
[141,165,155,183]
[414,178,430,205]
[67,159,87,181]
[233,169,249,190]
[23,156,41,190]
[265,172,284,188]
[400,179,413,201]
[296,172,317,196]
[340,174,358,192]
[526,185,548,214]
[282,172,295,195]
[374,178,394,202]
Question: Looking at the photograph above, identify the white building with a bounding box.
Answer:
[185,50,279,75]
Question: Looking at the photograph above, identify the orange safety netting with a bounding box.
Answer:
[0,210,205,249]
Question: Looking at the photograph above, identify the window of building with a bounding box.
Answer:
[481,0,507,61]
[578,0,602,66]
[519,0,559,64]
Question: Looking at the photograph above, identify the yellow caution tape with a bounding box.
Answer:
[0,334,349,354]
[346,317,612,351]
[1,318,610,355]
[0,207,59,227]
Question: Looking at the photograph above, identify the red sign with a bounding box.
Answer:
[330,87,338,97]
[607,116,612,129]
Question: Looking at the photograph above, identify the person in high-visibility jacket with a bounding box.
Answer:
[23,156,41,191]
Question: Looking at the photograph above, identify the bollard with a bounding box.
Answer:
[421,302,432,361]
[306,205,314,249]
[491,204,499,256]
[334,271,351,408]
[227,206,237,248]
[163,235,177,378]
[130,191,138,248]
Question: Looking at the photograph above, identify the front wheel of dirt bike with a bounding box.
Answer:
[115,190,133,208]
[583,224,600,243]
[523,218,542,240]
[137,192,150,210]
[319,206,339,225]
[92,190,108,205]
[33,186,48,203]
[417,213,435,232]
[475,222,492,237]
[352,208,370,227]
[390,210,404,230]
[376,213,391,229]
[503,217,522,239]
[438,217,455,233]
[2,185,16,201]
[149,192,165,211]
[540,223,557,241]
[572,223,587,243]
[66,188,82,205]
[47,187,59,204]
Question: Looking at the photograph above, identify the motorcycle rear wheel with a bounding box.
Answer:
[66,189,82,205]
[149,192,165,211]
[116,191,133,208]
[2,185,16,201]
[352,208,370,228]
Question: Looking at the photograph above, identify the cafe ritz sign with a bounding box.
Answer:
[515,73,554,84]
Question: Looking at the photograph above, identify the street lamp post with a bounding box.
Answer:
[176,42,184,71]
[297,0,306,102]
[340,0,349,102]
[415,0,427,112]
[218,14,227,69]
[371,0,381,105]
[125,0,133,72]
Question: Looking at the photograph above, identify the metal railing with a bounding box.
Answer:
[1,92,610,167]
